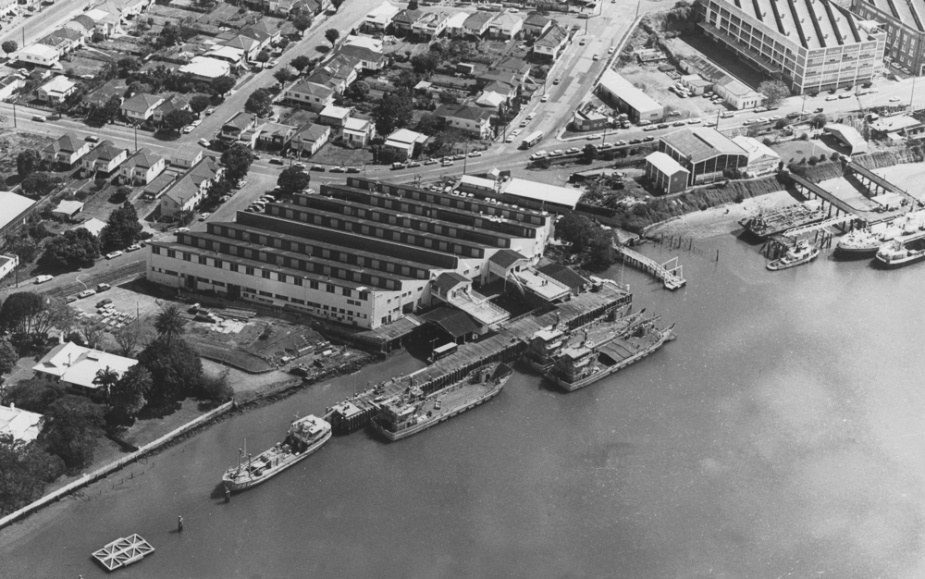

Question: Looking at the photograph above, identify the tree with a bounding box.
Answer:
[325,28,340,47]
[40,395,105,472]
[156,22,183,48]
[410,52,439,75]
[137,336,203,404]
[408,0,418,8]
[757,80,790,108]
[581,143,598,163]
[415,113,443,136]
[113,317,149,357]
[100,202,143,251]
[77,318,106,349]
[162,108,195,132]
[197,369,233,402]
[374,89,414,136]
[255,49,270,63]
[331,0,344,11]
[41,229,100,269]
[810,113,828,129]
[424,128,463,158]
[2,40,17,54]
[154,304,185,346]
[88,95,122,125]
[556,212,596,252]
[0,437,64,516]
[245,88,273,116]
[108,365,152,423]
[290,55,312,72]
[343,80,370,102]
[277,166,311,194]
[0,292,45,335]
[93,367,120,398]
[189,94,212,114]
[21,172,60,197]
[1,378,65,414]
[212,76,236,97]
[16,150,41,177]
[221,144,255,183]
[0,338,18,375]
[91,30,106,43]
[116,57,138,78]
[293,14,313,34]
[274,68,296,84]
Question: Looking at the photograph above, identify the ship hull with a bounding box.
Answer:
[555,329,673,392]
[222,430,332,493]
[766,249,819,271]
[834,244,879,259]
[874,251,925,269]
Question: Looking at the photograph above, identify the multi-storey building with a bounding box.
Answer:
[852,0,925,74]
[146,178,554,329]
[700,0,886,93]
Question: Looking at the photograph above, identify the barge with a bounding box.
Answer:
[739,202,825,239]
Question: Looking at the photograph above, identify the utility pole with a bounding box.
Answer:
[12,102,16,128]
[909,75,918,113]
[132,123,138,152]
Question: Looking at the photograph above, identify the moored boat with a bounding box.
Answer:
[767,240,819,271]
[523,309,643,373]
[222,414,332,492]
[370,363,514,442]
[875,237,925,268]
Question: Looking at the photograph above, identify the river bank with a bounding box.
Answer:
[645,189,797,240]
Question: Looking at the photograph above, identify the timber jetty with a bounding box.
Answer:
[326,281,632,434]
[612,244,686,290]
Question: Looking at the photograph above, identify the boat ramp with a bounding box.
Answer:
[326,282,632,434]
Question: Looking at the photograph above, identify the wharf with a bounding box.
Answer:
[326,282,632,433]
[612,244,686,290]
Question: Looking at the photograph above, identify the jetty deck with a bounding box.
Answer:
[327,282,632,433]
[612,244,686,290]
[92,534,154,571]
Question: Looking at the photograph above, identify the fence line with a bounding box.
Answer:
[0,400,234,531]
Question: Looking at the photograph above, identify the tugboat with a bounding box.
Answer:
[767,240,820,271]
[370,363,514,442]
[222,414,332,492]
[875,237,925,268]
[836,228,890,258]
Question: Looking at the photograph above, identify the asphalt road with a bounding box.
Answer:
[0,0,91,47]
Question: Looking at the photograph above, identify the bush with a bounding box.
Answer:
[808,157,818,165]
[198,372,234,402]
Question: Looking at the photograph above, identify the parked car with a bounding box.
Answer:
[540,95,549,102]
[553,78,560,85]
[191,119,202,127]
[592,53,599,61]
[96,299,113,308]
[182,125,194,133]
[269,158,284,165]
[469,151,482,157]
[506,135,515,143]
[452,153,466,160]
[424,159,438,165]
[391,162,406,170]
[34,274,53,284]
[198,138,210,147]
[97,283,111,292]
[406,161,421,168]
[441,160,454,166]
[85,135,100,143]
[838,92,852,99]
[77,289,96,299]
[527,112,536,120]
[673,120,685,126]
[825,95,838,101]
[644,135,655,142]
[657,123,669,129]
[65,296,78,303]
[198,212,211,221]
[310,165,326,172]
[126,244,142,252]
[205,108,215,115]
[32,115,46,122]
[346,167,360,173]
[565,147,580,154]
[330,166,346,173]
[105,251,123,260]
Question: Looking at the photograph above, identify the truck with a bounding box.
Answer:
[520,130,544,149]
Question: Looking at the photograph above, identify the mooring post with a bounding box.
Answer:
[178,516,184,532]
[715,249,719,262]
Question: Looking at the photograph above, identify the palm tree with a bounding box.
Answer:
[154,304,185,346]
[93,366,120,398]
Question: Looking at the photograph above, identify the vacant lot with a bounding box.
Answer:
[618,62,727,120]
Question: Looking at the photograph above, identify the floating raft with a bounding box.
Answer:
[92,534,155,571]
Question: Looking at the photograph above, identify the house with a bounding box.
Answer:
[336,45,388,71]
[179,57,232,82]
[476,90,507,109]
[392,8,422,35]
[205,45,246,66]
[257,122,298,151]
[291,123,331,157]
[319,105,352,130]
[187,155,223,189]
[171,146,203,169]
[0,404,44,443]
[52,200,84,220]
[81,140,128,177]
[645,151,690,195]
[41,133,91,167]
[342,117,375,148]
[383,128,428,160]
[0,191,37,240]
[488,11,523,39]
[714,77,764,110]
[0,76,24,101]
[159,156,222,218]
[240,20,280,51]
[222,35,261,61]
[18,44,60,67]
[77,217,108,237]
[444,12,470,37]
[412,12,449,38]
[462,11,496,37]
[522,14,551,38]
[36,76,77,103]
[84,6,121,36]
[490,56,531,84]
[220,112,257,141]
[119,148,166,185]
[142,172,177,200]
[343,35,383,52]
[0,254,19,284]
[435,104,494,139]
[731,136,781,177]
[41,28,85,54]
[121,93,165,122]
[84,79,126,109]
[151,94,191,124]
[320,54,360,89]
[32,342,138,398]
[680,74,713,96]
[285,80,335,112]
[533,25,568,61]
[364,1,401,32]
[64,15,97,39]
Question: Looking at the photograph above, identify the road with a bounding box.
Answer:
[0,0,92,48]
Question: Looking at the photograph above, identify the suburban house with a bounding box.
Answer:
[41,132,91,167]
[364,2,401,33]
[392,8,422,35]
[121,93,165,123]
[321,55,360,89]
[336,45,388,72]
[52,200,84,220]
[40,28,85,54]
[0,76,24,101]
[522,14,551,38]
[319,105,352,130]
[291,123,331,157]
[159,156,222,218]
[445,11,470,37]
[18,44,60,67]
[80,140,128,177]
[205,45,246,66]
[152,94,191,124]
[142,172,177,200]
[84,79,126,109]
[285,80,335,112]
[222,35,261,61]
[32,342,138,399]
[412,11,449,38]
[119,148,166,185]
[0,404,44,444]
[342,117,375,148]
[257,122,298,151]
[239,21,280,51]
[435,104,494,139]
[64,15,97,39]
[383,128,428,160]
[179,57,232,82]
[84,6,122,36]
[488,11,523,39]
[533,25,569,61]
[220,112,257,141]
[490,56,531,84]
[0,254,18,283]
[462,11,496,37]
[36,76,77,103]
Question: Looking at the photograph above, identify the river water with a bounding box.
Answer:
[4,233,925,579]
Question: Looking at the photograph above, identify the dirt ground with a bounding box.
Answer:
[871,162,925,203]
[0,131,53,181]
[618,62,728,120]
[647,189,798,239]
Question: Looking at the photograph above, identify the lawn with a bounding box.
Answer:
[309,142,375,167]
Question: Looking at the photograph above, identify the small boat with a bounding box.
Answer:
[222,414,332,492]
[875,237,925,268]
[767,240,820,271]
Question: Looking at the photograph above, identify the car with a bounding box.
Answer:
[753,107,768,113]
[191,119,202,127]
[553,149,564,156]
[669,111,681,117]
[330,166,346,173]
[198,212,210,221]
[126,244,142,252]
[643,135,655,142]
[406,161,421,168]
[511,129,521,136]
[838,93,851,99]
[176,227,190,233]
[452,153,466,160]
[270,59,279,68]
[391,161,407,170]
[220,195,232,202]
[889,96,901,102]
[96,299,113,308]
[506,135,515,143]
[553,78,560,85]
[245,206,257,212]
[579,38,586,45]
[85,135,100,143]
[578,12,590,18]
[346,167,361,173]
[540,95,549,102]
[66,296,78,304]
[96,283,111,293]
[182,125,194,133]
[566,147,580,154]
[608,47,615,54]
[825,95,839,101]
[105,251,123,260]
[599,142,614,150]
[703,121,717,127]
[688,118,701,124]
[673,120,685,126]
[424,159,438,165]
[310,165,325,172]
[527,112,537,120]
[530,151,547,160]
[205,108,215,115]
[592,54,599,61]
[720,111,734,118]
[519,120,528,127]
[757,116,768,123]
[441,160,454,166]
[34,274,53,284]
[469,151,482,157]
[814,107,824,113]
[252,153,261,160]
[269,158,284,165]
[743,119,754,125]
[77,289,96,299]
[32,115,46,122]
[629,138,642,144]
[198,138,210,147]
